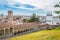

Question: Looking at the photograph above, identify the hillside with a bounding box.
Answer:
[9,27,60,40]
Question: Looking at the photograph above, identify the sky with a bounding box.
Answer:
[0,0,59,16]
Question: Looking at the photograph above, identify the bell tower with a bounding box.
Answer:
[8,11,13,22]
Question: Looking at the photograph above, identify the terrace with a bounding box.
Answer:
[0,22,58,39]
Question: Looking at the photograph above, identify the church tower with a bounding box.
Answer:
[8,11,13,22]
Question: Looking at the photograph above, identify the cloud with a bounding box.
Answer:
[14,4,20,7]
[0,0,38,10]
[23,4,36,9]
[0,0,59,10]
[0,0,59,16]
[0,0,8,4]
[1,0,59,10]
[13,0,59,10]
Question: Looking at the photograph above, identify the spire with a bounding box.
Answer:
[47,11,52,16]
[1,14,4,17]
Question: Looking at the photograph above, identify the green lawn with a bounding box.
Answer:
[9,27,60,40]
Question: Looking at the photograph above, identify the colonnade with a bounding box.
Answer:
[0,27,14,38]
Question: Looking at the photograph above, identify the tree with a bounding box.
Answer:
[30,13,36,22]
[27,13,39,22]
[35,16,40,22]
[54,2,60,14]
[54,4,60,7]
[23,19,27,23]
[54,11,60,14]
[54,2,60,19]
[16,17,19,20]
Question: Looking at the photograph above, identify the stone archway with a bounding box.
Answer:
[0,29,4,35]
[10,27,13,33]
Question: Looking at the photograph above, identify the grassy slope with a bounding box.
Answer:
[9,27,60,40]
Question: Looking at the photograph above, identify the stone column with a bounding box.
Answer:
[8,28,10,34]
[12,27,14,35]
[3,28,5,36]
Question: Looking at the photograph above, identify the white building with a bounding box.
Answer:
[46,12,53,25]
[40,11,60,25]
[46,11,60,25]
[52,16,60,25]
[40,16,46,23]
